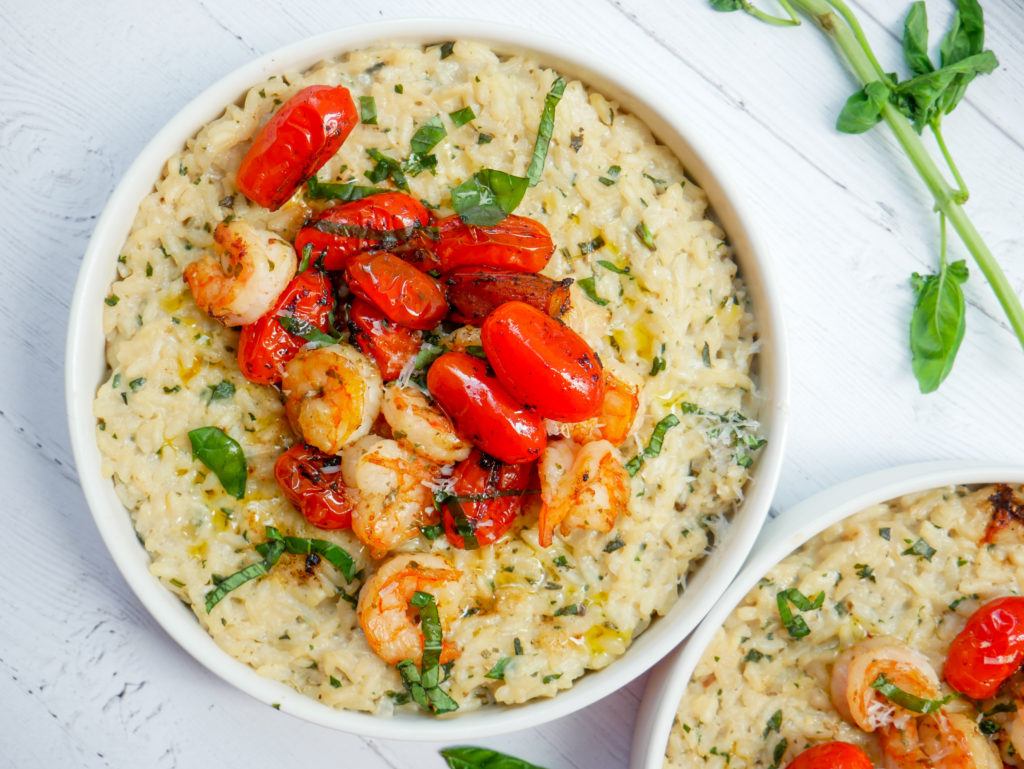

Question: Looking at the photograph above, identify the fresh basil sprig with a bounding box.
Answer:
[452,77,565,225]
[709,0,1024,393]
[441,747,551,769]
[188,426,246,499]
[870,673,954,713]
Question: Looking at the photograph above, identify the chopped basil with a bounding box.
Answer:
[449,106,476,127]
[205,380,235,402]
[980,718,1000,735]
[597,259,630,275]
[762,709,782,738]
[420,524,444,540]
[701,341,712,367]
[477,132,493,145]
[188,426,246,499]
[870,673,954,713]
[205,539,283,611]
[525,77,566,186]
[484,657,511,680]
[625,414,681,476]
[439,41,455,59]
[553,603,583,616]
[542,673,562,684]
[743,648,767,663]
[604,535,626,553]
[901,537,937,561]
[650,356,667,375]
[577,276,608,306]
[776,588,824,638]
[598,165,621,185]
[105,295,119,306]
[162,385,181,394]
[879,527,891,541]
[277,316,341,348]
[854,563,876,582]
[128,377,146,391]
[329,675,342,688]
[256,526,356,581]
[306,176,388,202]
[948,593,977,611]
[570,132,584,152]
[579,235,605,255]
[635,221,656,251]
[358,95,377,125]
[513,638,523,655]
[365,148,409,190]
[442,496,480,550]
[440,747,550,769]
[769,738,787,769]
[410,115,446,155]
[396,591,459,715]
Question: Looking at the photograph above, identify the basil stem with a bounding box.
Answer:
[870,673,954,713]
[187,426,246,499]
[440,747,551,769]
[712,0,1024,392]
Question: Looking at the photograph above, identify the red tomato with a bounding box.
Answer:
[294,193,432,271]
[426,352,546,464]
[944,595,1024,699]
[442,450,536,549]
[481,301,603,422]
[785,742,873,769]
[433,214,554,273]
[347,297,422,380]
[236,85,358,211]
[442,266,572,326]
[237,270,334,384]
[345,251,448,330]
[273,444,354,529]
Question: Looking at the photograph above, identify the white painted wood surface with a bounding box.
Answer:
[3,0,1023,766]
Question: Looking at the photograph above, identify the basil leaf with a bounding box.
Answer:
[909,259,968,393]
[204,539,284,611]
[484,657,511,680]
[836,80,891,134]
[410,591,444,689]
[776,588,824,638]
[634,221,656,251]
[597,259,629,275]
[709,0,745,10]
[188,426,246,499]
[444,497,480,550]
[451,170,529,226]
[206,380,235,402]
[309,218,436,249]
[870,673,954,713]
[901,536,937,561]
[625,414,680,476]
[277,316,340,349]
[441,747,551,769]
[365,148,409,191]
[449,106,475,127]
[940,0,984,70]
[576,276,608,307]
[902,2,933,76]
[897,52,997,130]
[306,176,388,202]
[256,526,356,580]
[410,115,446,155]
[358,95,378,125]
[525,76,566,187]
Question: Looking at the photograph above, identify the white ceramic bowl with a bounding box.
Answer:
[65,19,789,740]
[631,460,1024,769]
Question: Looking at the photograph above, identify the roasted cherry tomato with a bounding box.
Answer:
[273,444,355,529]
[237,270,334,384]
[784,742,873,769]
[294,193,432,270]
[481,301,603,421]
[345,251,447,330]
[442,450,536,548]
[347,297,422,380]
[236,85,358,211]
[442,266,572,326]
[944,595,1024,699]
[433,214,554,273]
[426,352,546,464]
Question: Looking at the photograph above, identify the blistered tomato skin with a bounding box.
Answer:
[273,444,355,529]
[442,266,572,326]
[426,352,546,464]
[944,596,1024,699]
[347,297,422,381]
[433,214,554,273]
[294,193,432,271]
[236,85,358,211]
[344,252,448,330]
[237,270,334,385]
[443,450,536,549]
[785,742,873,769]
[482,301,604,422]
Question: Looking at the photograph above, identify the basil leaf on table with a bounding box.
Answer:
[441,746,552,769]
[187,426,246,499]
[836,81,891,134]
[910,259,968,393]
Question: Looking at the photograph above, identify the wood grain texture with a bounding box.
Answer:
[2,0,1022,766]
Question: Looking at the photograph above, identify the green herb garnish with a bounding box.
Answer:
[577,276,608,307]
[449,106,476,127]
[306,176,388,202]
[625,414,680,476]
[396,592,458,714]
[440,747,550,769]
[277,316,341,348]
[776,588,824,638]
[206,380,235,402]
[870,672,954,713]
[358,95,377,125]
[762,709,782,738]
[188,426,246,499]
[901,537,937,561]
[597,259,629,275]
[484,657,511,680]
[634,221,656,251]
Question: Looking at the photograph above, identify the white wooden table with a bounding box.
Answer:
[3,0,1023,766]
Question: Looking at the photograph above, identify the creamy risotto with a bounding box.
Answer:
[94,40,762,716]
[666,483,1024,767]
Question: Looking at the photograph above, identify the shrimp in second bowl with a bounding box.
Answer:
[537,438,630,547]
[281,344,382,455]
[183,220,296,326]
[356,552,466,666]
[380,383,472,464]
[877,711,1002,769]
[342,435,441,558]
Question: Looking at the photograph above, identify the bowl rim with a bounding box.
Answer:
[65,17,790,739]
[630,460,1024,769]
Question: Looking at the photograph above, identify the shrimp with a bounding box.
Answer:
[548,369,642,446]
[356,552,465,666]
[341,436,441,558]
[380,383,472,464]
[183,220,296,326]
[281,344,382,454]
[537,438,630,547]
[830,637,942,732]
[877,711,1002,769]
